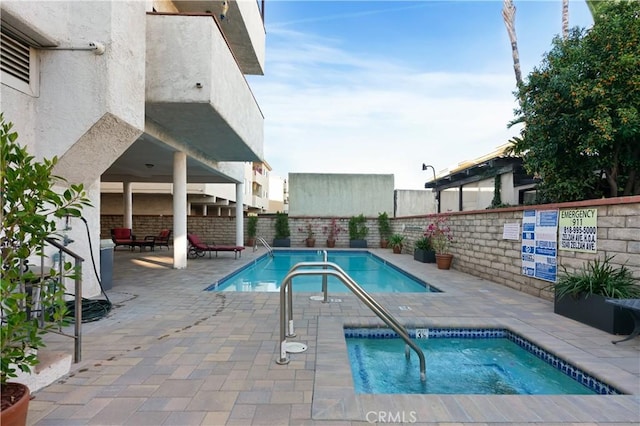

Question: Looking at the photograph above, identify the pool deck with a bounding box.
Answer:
[28,247,640,425]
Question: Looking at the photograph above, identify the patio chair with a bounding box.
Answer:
[110,228,136,250]
[144,229,172,250]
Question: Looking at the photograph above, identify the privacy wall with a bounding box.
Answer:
[396,196,640,301]
[102,196,639,303]
[288,173,394,217]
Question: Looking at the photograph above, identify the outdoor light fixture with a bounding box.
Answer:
[422,163,440,213]
[422,163,436,182]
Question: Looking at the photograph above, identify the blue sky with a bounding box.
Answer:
[248,1,594,190]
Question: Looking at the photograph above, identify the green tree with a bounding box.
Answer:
[509,1,640,202]
[1,114,91,382]
[586,0,630,22]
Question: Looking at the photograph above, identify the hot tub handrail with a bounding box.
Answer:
[276,264,426,382]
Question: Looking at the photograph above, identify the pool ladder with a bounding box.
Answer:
[276,261,426,382]
[254,236,273,257]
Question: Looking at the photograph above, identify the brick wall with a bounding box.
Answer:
[393,196,640,301]
[102,196,639,301]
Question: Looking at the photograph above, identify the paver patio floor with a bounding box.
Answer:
[27,247,639,425]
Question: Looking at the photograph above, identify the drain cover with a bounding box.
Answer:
[285,342,308,353]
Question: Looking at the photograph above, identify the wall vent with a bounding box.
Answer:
[1,30,30,84]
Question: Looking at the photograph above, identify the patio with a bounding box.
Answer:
[28,248,640,425]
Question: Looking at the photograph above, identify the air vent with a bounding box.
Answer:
[1,31,30,84]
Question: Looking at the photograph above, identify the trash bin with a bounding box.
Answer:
[99,239,115,291]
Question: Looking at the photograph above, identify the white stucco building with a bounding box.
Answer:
[100,160,272,216]
[1,0,266,296]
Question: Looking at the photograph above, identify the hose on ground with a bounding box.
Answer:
[63,217,112,323]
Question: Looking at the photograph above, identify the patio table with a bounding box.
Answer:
[605,298,640,344]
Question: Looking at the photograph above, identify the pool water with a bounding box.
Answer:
[346,329,615,395]
[206,250,438,293]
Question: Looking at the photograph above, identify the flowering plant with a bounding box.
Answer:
[323,218,344,240]
[424,216,454,254]
[298,222,315,239]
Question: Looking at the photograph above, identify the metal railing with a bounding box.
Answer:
[44,238,84,363]
[254,236,273,256]
[276,261,426,382]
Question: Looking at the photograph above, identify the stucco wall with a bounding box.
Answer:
[394,190,435,217]
[288,173,394,217]
[2,1,147,298]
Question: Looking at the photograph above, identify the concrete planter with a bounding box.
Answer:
[554,293,634,335]
[414,249,436,263]
[349,239,367,248]
[273,238,290,247]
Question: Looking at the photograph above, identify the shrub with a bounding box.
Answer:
[348,214,368,240]
[414,236,432,251]
[274,212,290,239]
[553,256,640,300]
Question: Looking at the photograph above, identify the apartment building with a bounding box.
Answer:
[101,160,272,216]
[1,0,266,297]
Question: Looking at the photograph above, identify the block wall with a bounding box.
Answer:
[101,196,639,302]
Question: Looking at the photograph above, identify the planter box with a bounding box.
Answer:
[554,293,634,335]
[414,249,436,263]
[272,238,290,247]
[349,239,367,248]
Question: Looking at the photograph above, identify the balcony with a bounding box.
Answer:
[172,1,265,75]
[145,13,263,163]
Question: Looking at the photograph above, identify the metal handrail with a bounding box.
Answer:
[276,262,426,382]
[37,238,84,363]
[254,236,273,256]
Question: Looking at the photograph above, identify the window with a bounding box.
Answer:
[1,30,38,96]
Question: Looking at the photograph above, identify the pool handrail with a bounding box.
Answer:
[276,262,426,382]
[254,236,273,257]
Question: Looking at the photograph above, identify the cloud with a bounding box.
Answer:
[250,21,522,190]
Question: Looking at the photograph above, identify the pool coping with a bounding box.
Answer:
[206,249,440,292]
[311,315,640,423]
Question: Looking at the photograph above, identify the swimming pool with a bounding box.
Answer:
[345,327,621,395]
[206,250,439,293]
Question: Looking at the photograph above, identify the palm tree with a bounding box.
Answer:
[562,0,569,39]
[502,0,523,87]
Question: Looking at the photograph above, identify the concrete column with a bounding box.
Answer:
[123,181,133,228]
[236,183,244,246]
[173,151,187,269]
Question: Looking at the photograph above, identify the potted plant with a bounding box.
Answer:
[348,214,369,248]
[551,256,640,335]
[425,216,454,269]
[414,236,436,263]
[1,115,91,425]
[377,212,392,248]
[323,218,343,248]
[272,212,290,247]
[246,215,258,247]
[388,234,405,254]
[298,222,316,247]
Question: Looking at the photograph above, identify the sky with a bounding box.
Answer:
[247,0,595,190]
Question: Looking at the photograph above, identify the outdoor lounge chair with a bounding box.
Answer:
[187,233,245,259]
